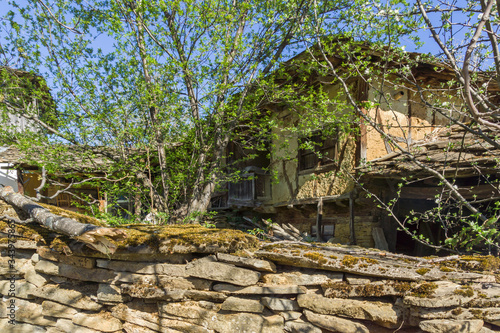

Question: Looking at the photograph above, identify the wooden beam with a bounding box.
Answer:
[316,197,323,242]
[349,191,356,245]
[399,184,500,200]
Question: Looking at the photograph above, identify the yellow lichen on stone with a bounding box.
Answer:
[111,224,261,253]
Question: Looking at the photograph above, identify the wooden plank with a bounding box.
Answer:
[399,184,500,200]
[349,192,356,245]
[316,197,323,242]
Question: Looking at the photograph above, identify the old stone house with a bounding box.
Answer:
[211,41,500,254]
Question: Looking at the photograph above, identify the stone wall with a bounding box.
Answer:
[1,197,499,333]
[1,235,500,333]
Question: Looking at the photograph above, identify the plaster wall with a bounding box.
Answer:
[0,162,18,192]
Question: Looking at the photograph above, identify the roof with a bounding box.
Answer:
[0,145,129,173]
[359,125,500,179]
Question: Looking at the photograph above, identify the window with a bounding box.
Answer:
[299,132,337,171]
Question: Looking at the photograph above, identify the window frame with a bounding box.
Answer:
[298,131,338,173]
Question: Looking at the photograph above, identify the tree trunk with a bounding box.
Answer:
[0,186,126,254]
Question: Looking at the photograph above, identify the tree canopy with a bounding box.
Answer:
[0,0,499,253]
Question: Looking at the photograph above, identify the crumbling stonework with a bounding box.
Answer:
[1,202,499,333]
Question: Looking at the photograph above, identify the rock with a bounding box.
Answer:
[42,300,78,319]
[323,281,411,298]
[284,320,323,333]
[297,294,399,327]
[121,284,227,302]
[0,280,36,299]
[38,247,95,269]
[213,283,306,294]
[303,310,370,333]
[158,317,214,333]
[111,302,160,331]
[404,281,475,308]
[96,260,187,276]
[35,260,115,283]
[279,311,303,321]
[0,300,6,318]
[73,312,123,332]
[213,313,284,333]
[30,284,102,311]
[262,271,343,286]
[56,318,107,333]
[261,297,300,311]
[25,264,48,287]
[122,322,165,333]
[0,318,46,333]
[158,276,212,290]
[159,301,220,325]
[0,258,31,277]
[15,299,56,326]
[97,283,131,303]
[220,296,264,313]
[256,245,427,281]
[185,259,260,286]
[345,274,377,285]
[411,307,500,321]
[419,319,483,333]
[216,253,277,272]
[46,328,66,333]
[31,253,40,264]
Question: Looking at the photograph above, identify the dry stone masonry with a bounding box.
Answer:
[1,200,500,333]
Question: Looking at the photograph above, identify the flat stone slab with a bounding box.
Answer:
[213,283,307,295]
[122,322,161,333]
[111,302,161,332]
[121,284,227,302]
[25,264,48,287]
[15,299,57,326]
[35,259,115,283]
[403,281,476,308]
[38,247,95,269]
[30,284,102,311]
[261,297,300,311]
[322,280,414,298]
[73,312,123,332]
[304,310,370,333]
[0,279,37,299]
[256,244,488,281]
[221,296,264,313]
[98,283,131,303]
[216,253,277,272]
[186,258,260,286]
[297,294,400,327]
[56,318,110,333]
[159,301,283,333]
[97,259,187,276]
[419,319,484,333]
[285,320,322,333]
[262,270,343,286]
[0,318,46,333]
[42,300,78,319]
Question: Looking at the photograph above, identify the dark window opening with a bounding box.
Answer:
[299,132,338,171]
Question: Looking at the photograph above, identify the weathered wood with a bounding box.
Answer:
[316,197,323,242]
[349,192,356,245]
[0,186,126,254]
[399,184,500,200]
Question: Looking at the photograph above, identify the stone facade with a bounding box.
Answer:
[1,234,499,333]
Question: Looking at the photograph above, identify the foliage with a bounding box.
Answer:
[0,0,499,254]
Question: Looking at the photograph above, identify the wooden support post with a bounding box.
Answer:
[349,191,356,245]
[316,197,323,242]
